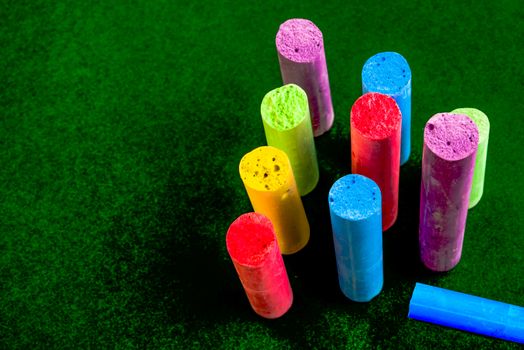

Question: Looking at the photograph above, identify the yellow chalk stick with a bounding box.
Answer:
[239,146,310,254]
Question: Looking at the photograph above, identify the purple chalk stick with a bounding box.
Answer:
[419,113,479,272]
[276,19,334,137]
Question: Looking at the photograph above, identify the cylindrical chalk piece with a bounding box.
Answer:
[239,146,310,254]
[328,174,383,302]
[419,113,479,271]
[226,213,293,319]
[261,84,319,196]
[408,283,524,344]
[276,18,334,137]
[350,92,402,231]
[362,52,412,165]
[451,108,490,209]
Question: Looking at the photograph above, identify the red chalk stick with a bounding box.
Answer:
[226,213,293,319]
[351,92,402,231]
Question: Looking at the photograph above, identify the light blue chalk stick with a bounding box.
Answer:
[328,174,383,302]
[362,52,412,165]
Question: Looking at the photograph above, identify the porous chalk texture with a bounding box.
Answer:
[351,92,402,140]
[239,146,291,192]
[329,174,381,221]
[424,113,478,161]
[276,19,323,63]
[226,212,277,267]
[362,52,411,95]
[260,84,309,131]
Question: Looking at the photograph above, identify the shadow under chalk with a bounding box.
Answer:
[282,132,352,306]
[382,153,442,285]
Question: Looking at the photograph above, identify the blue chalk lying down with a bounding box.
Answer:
[408,283,524,343]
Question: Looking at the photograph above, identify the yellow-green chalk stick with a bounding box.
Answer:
[452,108,490,209]
[261,84,319,196]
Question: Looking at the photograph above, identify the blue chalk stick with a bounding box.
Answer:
[328,174,383,302]
[362,52,412,165]
[408,283,524,343]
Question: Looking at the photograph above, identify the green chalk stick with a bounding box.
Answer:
[452,108,490,208]
[261,84,319,196]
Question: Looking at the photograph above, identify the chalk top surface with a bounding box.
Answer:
[239,146,292,192]
[226,213,277,267]
[261,84,309,131]
[276,18,323,63]
[362,52,411,95]
[424,113,479,161]
[329,174,381,221]
[451,108,490,143]
[351,92,401,140]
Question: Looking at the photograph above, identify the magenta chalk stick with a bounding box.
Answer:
[276,18,334,136]
[419,113,479,271]
[226,213,293,318]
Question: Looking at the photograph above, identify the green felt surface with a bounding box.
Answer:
[0,1,522,348]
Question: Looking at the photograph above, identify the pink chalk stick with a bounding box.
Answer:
[226,213,293,318]
[276,18,334,137]
[419,113,479,271]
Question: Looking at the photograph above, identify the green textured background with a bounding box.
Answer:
[1,1,522,348]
